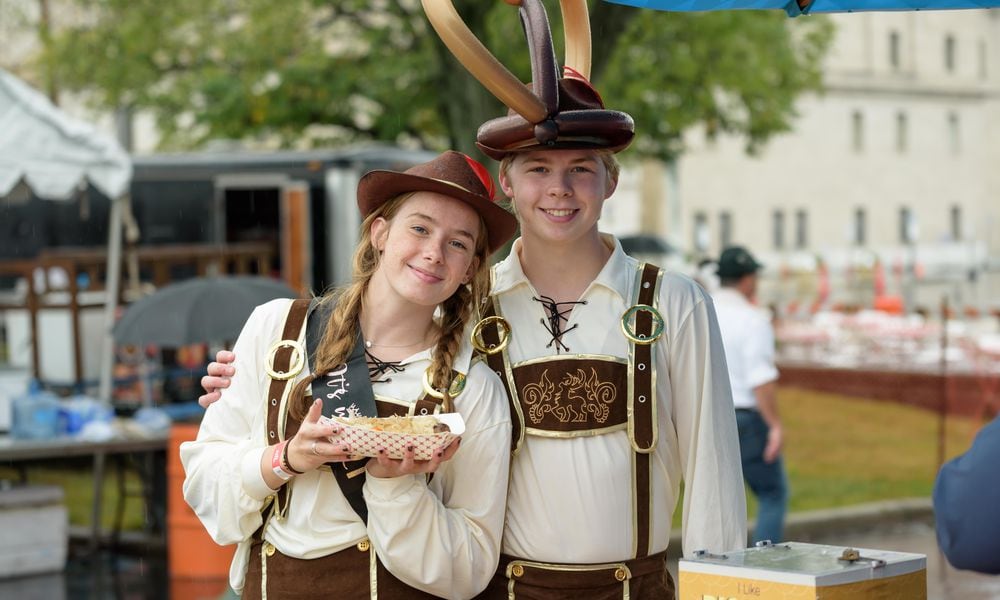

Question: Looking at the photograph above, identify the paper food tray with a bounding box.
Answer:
[321,413,465,460]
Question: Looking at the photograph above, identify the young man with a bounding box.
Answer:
[712,246,788,545]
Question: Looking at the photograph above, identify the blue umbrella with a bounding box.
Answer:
[605,0,999,17]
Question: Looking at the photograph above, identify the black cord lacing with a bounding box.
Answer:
[532,295,587,353]
[365,349,405,382]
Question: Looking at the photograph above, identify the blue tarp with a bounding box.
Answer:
[605,0,999,17]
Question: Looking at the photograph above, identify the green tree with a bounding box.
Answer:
[42,0,832,161]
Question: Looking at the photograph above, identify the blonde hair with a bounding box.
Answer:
[498,149,621,186]
[288,193,492,419]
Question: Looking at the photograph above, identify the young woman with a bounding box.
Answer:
[181,151,518,599]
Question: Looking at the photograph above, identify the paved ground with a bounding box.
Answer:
[812,520,1000,598]
[4,498,999,598]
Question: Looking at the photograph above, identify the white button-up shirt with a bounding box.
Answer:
[180,299,511,598]
[712,287,779,410]
[491,235,746,561]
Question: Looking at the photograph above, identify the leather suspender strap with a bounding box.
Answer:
[629,263,660,453]
[481,297,524,454]
[265,298,311,522]
[630,263,662,559]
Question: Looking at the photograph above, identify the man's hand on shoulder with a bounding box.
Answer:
[199,350,236,408]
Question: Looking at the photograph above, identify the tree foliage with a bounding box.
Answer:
[42,0,833,162]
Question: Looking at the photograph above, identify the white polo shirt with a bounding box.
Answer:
[712,287,779,410]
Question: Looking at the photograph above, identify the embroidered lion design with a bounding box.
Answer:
[523,367,617,425]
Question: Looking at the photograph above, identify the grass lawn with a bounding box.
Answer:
[751,385,980,517]
[2,386,987,533]
[668,386,981,527]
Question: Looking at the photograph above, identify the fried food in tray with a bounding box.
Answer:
[320,413,465,460]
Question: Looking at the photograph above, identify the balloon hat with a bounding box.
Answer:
[422,0,635,160]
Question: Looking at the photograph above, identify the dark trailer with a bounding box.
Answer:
[130,144,436,293]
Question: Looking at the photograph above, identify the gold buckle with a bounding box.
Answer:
[620,304,664,345]
[265,339,305,380]
[470,315,510,355]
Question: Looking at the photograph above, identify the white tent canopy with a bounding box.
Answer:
[0,69,131,200]
[0,68,131,402]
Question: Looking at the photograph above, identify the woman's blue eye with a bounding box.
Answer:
[450,240,469,251]
[411,225,428,234]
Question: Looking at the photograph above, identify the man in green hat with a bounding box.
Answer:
[713,245,788,546]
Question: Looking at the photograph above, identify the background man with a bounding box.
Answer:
[712,246,788,545]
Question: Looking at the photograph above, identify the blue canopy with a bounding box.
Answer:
[605,0,999,17]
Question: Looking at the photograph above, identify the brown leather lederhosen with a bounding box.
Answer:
[243,298,444,600]
[476,263,675,600]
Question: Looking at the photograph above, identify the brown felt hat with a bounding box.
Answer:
[356,151,517,254]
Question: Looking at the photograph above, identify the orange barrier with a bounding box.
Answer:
[168,422,235,598]
[873,294,904,315]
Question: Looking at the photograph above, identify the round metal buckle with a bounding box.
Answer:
[620,304,665,345]
[265,339,305,380]
[470,315,511,355]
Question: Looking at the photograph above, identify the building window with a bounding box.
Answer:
[899,207,918,244]
[978,40,988,80]
[944,35,956,73]
[795,209,808,249]
[889,31,901,70]
[851,111,864,153]
[896,111,908,153]
[854,208,866,246]
[719,211,732,249]
[950,205,962,241]
[772,209,785,250]
[948,112,961,155]
[693,212,709,253]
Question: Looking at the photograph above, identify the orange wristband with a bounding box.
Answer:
[271,441,293,481]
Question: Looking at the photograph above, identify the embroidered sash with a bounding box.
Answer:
[304,299,378,523]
